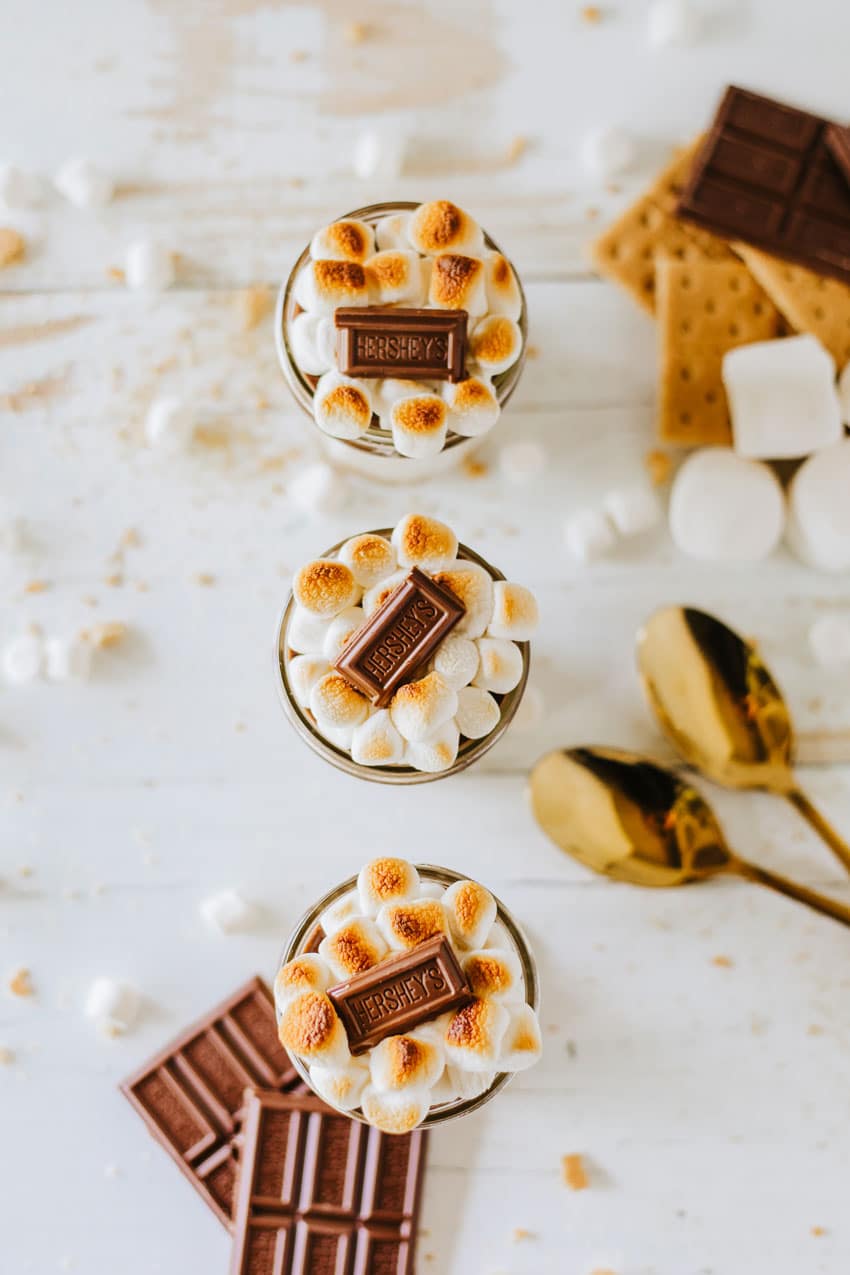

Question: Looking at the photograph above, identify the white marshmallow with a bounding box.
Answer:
[499,440,546,483]
[310,219,374,264]
[126,239,175,292]
[145,396,195,450]
[431,562,494,639]
[483,250,522,321]
[455,686,501,739]
[366,249,426,306]
[472,638,524,694]
[288,654,330,706]
[444,997,509,1072]
[358,857,420,914]
[392,514,458,573]
[2,633,43,684]
[469,315,523,376]
[486,581,539,641]
[44,634,92,682]
[404,720,460,773]
[375,212,412,251]
[809,615,850,667]
[339,533,396,589]
[293,559,360,618]
[374,378,432,426]
[390,394,449,459]
[360,1085,430,1133]
[318,916,389,980]
[443,879,497,950]
[581,125,636,180]
[376,897,449,951]
[431,633,479,689]
[564,507,618,562]
[839,360,850,426]
[369,1032,445,1093]
[647,0,702,47]
[351,711,406,767]
[603,484,662,538]
[323,725,357,751]
[428,253,488,317]
[310,671,370,731]
[408,201,484,256]
[277,990,350,1066]
[85,978,140,1036]
[418,881,446,900]
[308,1058,370,1111]
[352,128,408,181]
[289,311,336,375]
[0,163,38,208]
[462,948,523,1002]
[289,463,349,516]
[317,889,362,938]
[313,371,373,441]
[723,335,842,459]
[294,258,370,315]
[322,607,365,662]
[389,670,458,742]
[362,569,407,617]
[498,1003,543,1072]
[199,889,255,934]
[287,605,331,655]
[275,955,332,1013]
[511,682,545,734]
[669,449,785,563]
[441,376,500,438]
[484,920,513,951]
[432,1065,496,1104]
[786,440,850,571]
[54,157,114,208]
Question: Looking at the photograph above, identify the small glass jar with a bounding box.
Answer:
[275,200,528,484]
[279,864,540,1129]
[275,529,530,786]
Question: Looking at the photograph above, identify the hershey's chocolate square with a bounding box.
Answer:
[335,306,468,382]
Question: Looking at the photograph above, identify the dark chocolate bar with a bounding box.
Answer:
[678,86,850,286]
[335,306,468,381]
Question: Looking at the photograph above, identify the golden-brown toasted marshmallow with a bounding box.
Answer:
[498,1003,543,1071]
[362,569,406,617]
[309,671,370,731]
[339,533,397,589]
[376,897,449,950]
[313,373,373,441]
[389,671,458,743]
[442,376,500,438]
[408,200,484,256]
[469,315,523,375]
[486,581,539,641]
[293,559,360,619]
[369,1033,445,1092]
[310,219,375,263]
[443,997,509,1072]
[296,258,371,315]
[360,1084,430,1133]
[390,395,449,460]
[442,879,497,949]
[358,857,420,915]
[430,563,493,639]
[277,990,349,1064]
[274,953,331,1012]
[391,514,458,573]
[484,251,522,320]
[461,947,523,1001]
[428,254,487,316]
[365,249,426,305]
[318,916,388,980]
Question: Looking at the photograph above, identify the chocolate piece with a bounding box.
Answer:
[335,306,468,381]
[328,934,471,1055]
[826,123,850,190]
[231,1088,427,1275]
[678,86,850,286]
[121,977,306,1229]
[333,567,464,708]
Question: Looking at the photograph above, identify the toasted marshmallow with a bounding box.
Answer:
[287,605,331,655]
[431,563,494,639]
[318,888,362,937]
[374,378,433,422]
[443,879,497,950]
[432,633,479,689]
[405,720,460,773]
[293,559,360,619]
[310,671,370,732]
[472,638,523,694]
[310,219,374,264]
[376,211,411,251]
[358,857,421,915]
[274,953,331,1012]
[308,1058,370,1111]
[360,1085,430,1133]
[390,394,449,459]
[483,251,522,320]
[428,254,487,317]
[295,259,370,316]
[444,997,509,1072]
[499,1003,543,1071]
[322,606,365,662]
[442,376,500,438]
[370,1033,445,1093]
[377,898,449,951]
[351,710,406,767]
[366,249,427,306]
[462,948,523,1002]
[392,514,458,573]
[362,569,407,617]
[455,686,500,739]
[486,582,539,641]
[277,990,349,1065]
[339,533,397,588]
[319,916,389,980]
[289,311,336,375]
[313,371,373,441]
[408,200,484,256]
[470,315,523,376]
[389,670,458,742]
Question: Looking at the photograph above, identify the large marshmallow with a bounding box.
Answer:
[404,720,460,773]
[288,655,330,706]
[351,711,407,768]
[287,605,332,654]
[277,991,350,1065]
[322,607,365,662]
[339,533,396,588]
[374,379,433,430]
[55,156,114,208]
[443,879,497,950]
[318,888,362,938]
[431,562,494,639]
[360,1085,430,1133]
[723,335,842,459]
[294,259,370,316]
[366,249,427,306]
[390,394,449,459]
[313,371,373,441]
[362,569,407,617]
[581,125,636,180]
[126,239,175,291]
[274,953,332,1012]
[483,251,522,321]
[85,978,140,1036]
[310,219,374,263]
[455,686,501,739]
[429,254,488,317]
[444,997,509,1073]
[407,200,484,257]
[786,440,850,571]
[441,376,500,438]
[564,508,617,562]
[603,484,662,538]
[462,948,523,1002]
[358,857,420,915]
[2,633,43,684]
[469,316,523,376]
[375,212,411,251]
[392,514,458,573]
[499,1004,543,1072]
[318,916,389,979]
[369,1032,445,1093]
[199,889,255,934]
[648,0,702,47]
[669,449,785,563]
[353,128,407,181]
[289,311,336,375]
[486,582,539,641]
[431,633,479,689]
[289,463,349,516]
[376,898,449,951]
[389,670,458,742]
[310,671,370,732]
[472,638,524,694]
[308,1058,370,1111]
[293,559,360,619]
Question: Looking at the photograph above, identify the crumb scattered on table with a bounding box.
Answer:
[343,19,370,43]
[86,621,128,649]
[581,5,603,22]
[23,579,50,594]
[811,1226,827,1237]
[106,266,125,283]
[505,135,528,165]
[645,449,673,486]
[512,1227,534,1242]
[464,459,488,479]
[8,968,34,998]
[562,1153,589,1190]
[237,286,272,332]
[0,228,25,267]
[0,1046,15,1064]
[195,572,216,587]
[711,954,734,968]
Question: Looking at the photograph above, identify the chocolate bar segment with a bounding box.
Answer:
[333,567,464,708]
[328,934,470,1055]
[678,86,850,286]
[335,306,468,381]
[826,123,850,190]
[231,1089,427,1275]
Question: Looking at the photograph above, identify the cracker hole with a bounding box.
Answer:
[642,246,654,260]
[679,412,692,426]
[680,368,691,382]
[680,275,692,289]
[728,323,739,337]
[814,306,825,320]
[728,277,741,292]
[704,299,716,314]
[705,390,718,405]
[638,212,650,228]
[607,244,620,260]
[680,319,691,334]
[753,302,764,315]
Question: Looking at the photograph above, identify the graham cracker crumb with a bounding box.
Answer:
[106,266,125,283]
[512,1227,534,1242]
[505,135,528,165]
[0,1046,15,1064]
[0,228,25,267]
[195,572,216,587]
[237,286,272,332]
[104,573,123,588]
[807,1024,824,1037]
[581,4,603,21]
[343,19,370,43]
[290,49,309,63]
[464,458,488,479]
[585,206,600,221]
[24,579,50,594]
[122,528,141,548]
[711,954,734,968]
[9,968,34,998]
[645,449,673,486]
[811,1226,826,1237]
[86,621,127,649]
[525,344,540,360]
[562,1153,589,1190]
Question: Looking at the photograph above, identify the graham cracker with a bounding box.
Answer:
[735,245,850,369]
[589,138,733,315]
[656,258,783,445]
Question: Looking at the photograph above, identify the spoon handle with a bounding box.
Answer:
[733,859,850,929]
[786,787,850,876]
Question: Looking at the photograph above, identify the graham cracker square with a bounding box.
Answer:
[735,245,850,369]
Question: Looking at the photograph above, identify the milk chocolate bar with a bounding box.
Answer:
[328,934,470,1054]
[335,306,468,381]
[826,123,850,189]
[678,86,850,286]
[333,567,464,707]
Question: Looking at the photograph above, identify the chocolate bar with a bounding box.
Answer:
[328,934,470,1055]
[678,86,850,286]
[231,1089,427,1275]
[333,567,464,708]
[121,977,305,1229]
[335,306,468,381]
[826,123,850,190]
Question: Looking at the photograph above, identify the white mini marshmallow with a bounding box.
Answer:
[723,335,842,459]
[294,258,370,315]
[293,559,360,619]
[288,655,328,713]
[85,978,140,1035]
[287,605,331,655]
[444,997,509,1072]
[145,396,195,450]
[310,671,370,732]
[289,463,349,516]
[442,376,500,438]
[322,607,365,662]
[669,449,785,563]
[0,163,38,208]
[319,917,389,980]
[455,686,500,739]
[324,724,357,751]
[483,251,522,321]
[339,533,396,589]
[55,156,114,208]
[443,879,497,950]
[404,720,460,773]
[2,633,43,684]
[277,991,350,1066]
[429,254,488,317]
[418,881,446,900]
[44,634,92,682]
[808,615,850,667]
[499,1004,543,1071]
[366,249,426,305]
[376,212,412,251]
[358,857,420,915]
[564,508,618,562]
[392,514,458,573]
[487,581,539,641]
[431,562,493,639]
[432,633,479,689]
[373,378,433,429]
[839,360,850,426]
[362,570,407,617]
[360,1085,430,1134]
[499,440,546,483]
[786,440,850,571]
[469,315,523,376]
[462,948,523,1002]
[376,897,449,951]
[318,888,362,938]
[390,394,449,459]
[472,638,524,694]
[432,1065,496,1104]
[310,219,374,263]
[369,1033,445,1093]
[126,239,175,292]
[603,484,662,538]
[352,128,408,181]
[308,1058,370,1111]
[581,125,636,180]
[408,200,484,256]
[647,0,702,47]
[313,371,373,441]
[484,920,513,951]
[289,311,336,375]
[389,670,458,742]
[200,889,255,934]
[351,711,406,767]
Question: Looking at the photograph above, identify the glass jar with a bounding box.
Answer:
[275,529,531,786]
[275,200,528,484]
[279,864,540,1129]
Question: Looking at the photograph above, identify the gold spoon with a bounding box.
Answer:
[636,606,850,876]
[528,746,850,928]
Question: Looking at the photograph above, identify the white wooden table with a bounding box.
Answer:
[3,3,850,1272]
